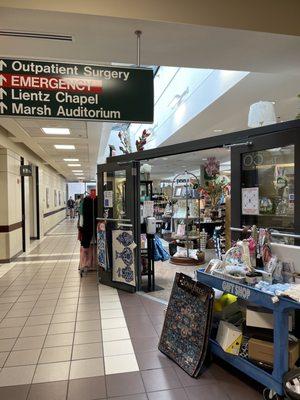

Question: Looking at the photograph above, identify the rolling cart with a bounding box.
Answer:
[197,269,300,398]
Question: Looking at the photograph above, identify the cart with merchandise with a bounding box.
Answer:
[197,268,300,399]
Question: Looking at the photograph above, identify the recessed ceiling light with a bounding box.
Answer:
[213,129,223,133]
[68,164,81,167]
[42,127,70,135]
[64,158,79,162]
[54,144,75,150]
[72,170,83,173]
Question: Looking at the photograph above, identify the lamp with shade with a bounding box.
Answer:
[248,101,277,128]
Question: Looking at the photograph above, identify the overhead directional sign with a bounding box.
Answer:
[0,58,154,123]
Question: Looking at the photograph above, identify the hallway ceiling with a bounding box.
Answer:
[1,7,300,74]
[145,148,230,178]
[0,6,300,181]
[0,118,111,181]
[163,72,300,146]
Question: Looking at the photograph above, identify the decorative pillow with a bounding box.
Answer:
[173,247,198,260]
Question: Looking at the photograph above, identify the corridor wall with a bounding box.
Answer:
[0,126,67,262]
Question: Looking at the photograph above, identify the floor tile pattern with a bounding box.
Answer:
[0,220,262,399]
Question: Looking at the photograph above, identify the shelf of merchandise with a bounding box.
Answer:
[196,268,300,396]
[172,197,200,201]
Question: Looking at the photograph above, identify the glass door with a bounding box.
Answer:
[241,145,294,232]
[97,161,140,292]
[231,129,300,244]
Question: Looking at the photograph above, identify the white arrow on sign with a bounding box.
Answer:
[0,60,7,71]
[0,102,8,113]
[0,75,7,85]
[0,88,7,100]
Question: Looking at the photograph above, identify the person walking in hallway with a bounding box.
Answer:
[67,196,75,219]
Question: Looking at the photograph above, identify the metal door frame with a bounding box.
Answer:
[97,160,141,292]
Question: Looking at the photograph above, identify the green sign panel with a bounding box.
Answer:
[0,58,154,123]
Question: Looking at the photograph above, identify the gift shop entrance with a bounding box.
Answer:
[99,120,300,298]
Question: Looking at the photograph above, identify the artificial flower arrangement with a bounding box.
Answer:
[199,176,230,209]
[136,129,152,151]
[118,129,152,154]
[204,157,220,180]
[118,130,132,154]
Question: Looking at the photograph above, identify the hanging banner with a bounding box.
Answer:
[0,58,154,123]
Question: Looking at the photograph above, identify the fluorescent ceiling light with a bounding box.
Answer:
[72,170,83,173]
[42,127,70,135]
[64,158,79,162]
[68,164,81,167]
[54,144,75,150]
[213,129,223,133]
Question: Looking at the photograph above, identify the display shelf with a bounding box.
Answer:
[172,197,200,201]
[172,216,200,219]
[196,269,300,396]
[171,235,200,240]
[171,171,201,262]
[209,339,282,395]
[257,214,293,218]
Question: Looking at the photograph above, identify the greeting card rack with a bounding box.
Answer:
[170,171,201,265]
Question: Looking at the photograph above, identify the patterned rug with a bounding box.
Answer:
[159,273,214,377]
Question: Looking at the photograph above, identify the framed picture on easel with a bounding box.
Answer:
[173,186,182,197]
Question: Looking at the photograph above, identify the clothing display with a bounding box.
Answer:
[97,221,108,270]
[159,273,214,377]
[81,195,97,249]
[112,229,136,286]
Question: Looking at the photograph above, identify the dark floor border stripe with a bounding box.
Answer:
[0,221,22,233]
[0,250,23,264]
[44,207,66,218]
[44,217,66,236]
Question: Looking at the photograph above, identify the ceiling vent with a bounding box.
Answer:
[0,30,73,42]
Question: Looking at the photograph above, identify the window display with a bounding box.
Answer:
[241,145,294,232]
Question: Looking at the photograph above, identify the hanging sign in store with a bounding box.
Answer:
[242,187,259,215]
[104,190,113,208]
[20,165,32,176]
[0,58,154,123]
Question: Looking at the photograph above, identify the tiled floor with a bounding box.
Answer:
[0,219,262,399]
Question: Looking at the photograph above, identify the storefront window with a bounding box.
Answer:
[103,170,127,219]
[241,145,294,234]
